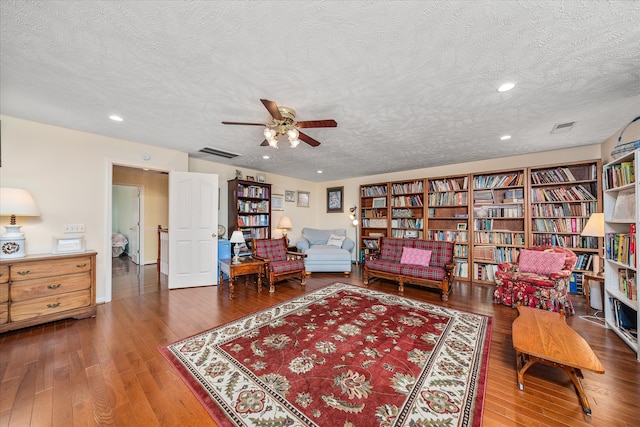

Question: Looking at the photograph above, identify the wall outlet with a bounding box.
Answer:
[63,224,85,233]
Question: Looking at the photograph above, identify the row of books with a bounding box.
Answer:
[531,201,598,217]
[531,167,579,184]
[361,238,379,249]
[391,218,423,229]
[568,273,585,294]
[603,161,635,190]
[241,227,269,239]
[474,205,523,218]
[427,230,468,243]
[390,229,423,238]
[605,226,636,267]
[361,185,387,197]
[392,208,419,218]
[530,233,599,249]
[530,185,596,202]
[237,215,269,227]
[238,200,269,213]
[454,243,468,257]
[391,181,424,194]
[474,263,499,281]
[427,192,468,206]
[391,195,424,207]
[573,254,594,271]
[616,268,637,300]
[474,231,525,245]
[454,260,469,277]
[473,246,519,263]
[532,217,588,233]
[362,218,388,228]
[237,185,270,199]
[428,177,468,192]
[473,173,524,188]
[610,298,637,341]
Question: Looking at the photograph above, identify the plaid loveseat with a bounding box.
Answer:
[363,237,455,301]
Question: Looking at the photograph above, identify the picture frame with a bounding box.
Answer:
[285,190,296,202]
[272,194,284,211]
[404,229,418,238]
[297,191,310,208]
[372,197,386,208]
[257,173,266,183]
[246,175,255,182]
[326,186,344,213]
[457,223,468,230]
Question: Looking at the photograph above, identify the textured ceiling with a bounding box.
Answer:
[2,1,640,182]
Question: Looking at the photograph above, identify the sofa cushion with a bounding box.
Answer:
[400,247,432,267]
[399,264,446,281]
[305,245,351,261]
[327,234,346,248]
[413,240,454,268]
[380,238,414,263]
[302,228,347,245]
[518,249,566,275]
[255,239,287,261]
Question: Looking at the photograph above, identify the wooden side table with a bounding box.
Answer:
[219,257,264,300]
[583,272,604,315]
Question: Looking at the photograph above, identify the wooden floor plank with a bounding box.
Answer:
[0,260,638,426]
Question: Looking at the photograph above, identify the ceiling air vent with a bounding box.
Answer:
[550,121,576,134]
[195,146,241,159]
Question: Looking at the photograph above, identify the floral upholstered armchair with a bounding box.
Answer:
[251,237,306,292]
[494,246,577,315]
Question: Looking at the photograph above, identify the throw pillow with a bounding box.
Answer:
[518,249,566,275]
[326,234,346,248]
[400,247,432,267]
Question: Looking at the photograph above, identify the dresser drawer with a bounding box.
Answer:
[10,290,91,322]
[0,282,7,303]
[9,256,92,281]
[0,303,7,324]
[0,265,8,284]
[10,272,91,302]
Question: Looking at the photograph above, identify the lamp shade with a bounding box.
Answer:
[0,188,40,218]
[581,213,605,237]
[230,230,245,243]
[277,216,293,230]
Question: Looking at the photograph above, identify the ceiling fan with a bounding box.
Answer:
[222,99,337,148]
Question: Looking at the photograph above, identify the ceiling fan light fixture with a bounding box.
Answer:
[289,138,300,148]
[264,127,276,139]
[267,137,278,148]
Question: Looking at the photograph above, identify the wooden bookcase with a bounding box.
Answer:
[426,174,470,279]
[529,160,602,295]
[471,169,527,283]
[227,179,272,242]
[603,150,639,361]
[390,179,425,239]
[359,182,389,261]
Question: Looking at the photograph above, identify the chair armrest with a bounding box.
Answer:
[549,269,573,280]
[341,237,355,251]
[295,238,310,251]
[286,251,307,260]
[252,255,270,263]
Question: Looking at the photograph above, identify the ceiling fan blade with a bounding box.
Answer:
[260,139,269,146]
[221,121,266,126]
[298,131,321,147]
[296,120,338,128]
[260,99,283,121]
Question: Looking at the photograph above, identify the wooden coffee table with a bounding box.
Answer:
[219,257,264,299]
[512,304,605,415]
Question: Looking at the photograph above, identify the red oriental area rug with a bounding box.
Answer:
[160,283,492,426]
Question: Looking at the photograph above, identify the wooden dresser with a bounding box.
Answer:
[0,251,97,333]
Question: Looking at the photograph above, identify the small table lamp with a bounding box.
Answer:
[581,212,604,274]
[277,216,292,240]
[0,188,41,259]
[230,230,245,264]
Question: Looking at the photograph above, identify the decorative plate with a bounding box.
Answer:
[218,224,226,239]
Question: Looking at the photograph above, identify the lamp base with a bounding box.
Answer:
[0,225,26,259]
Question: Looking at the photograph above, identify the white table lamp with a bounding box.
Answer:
[0,188,41,259]
[277,216,292,239]
[581,213,604,274]
[230,230,245,264]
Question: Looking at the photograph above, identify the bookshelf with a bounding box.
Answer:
[390,179,425,239]
[471,169,526,283]
[426,174,470,279]
[359,182,389,262]
[227,179,272,244]
[603,150,639,361]
[529,160,602,295]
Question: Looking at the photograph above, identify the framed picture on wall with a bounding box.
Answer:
[297,191,310,208]
[285,190,296,202]
[272,194,284,211]
[327,186,344,213]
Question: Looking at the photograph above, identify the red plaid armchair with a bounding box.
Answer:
[251,237,306,292]
[493,246,577,315]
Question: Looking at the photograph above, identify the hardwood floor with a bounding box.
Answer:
[1,258,639,426]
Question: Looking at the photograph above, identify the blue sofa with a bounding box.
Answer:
[295,228,354,275]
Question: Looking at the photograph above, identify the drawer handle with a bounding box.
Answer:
[17,270,31,276]
[48,284,62,290]
[76,263,87,268]
[47,302,61,309]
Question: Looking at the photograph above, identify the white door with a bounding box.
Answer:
[129,187,141,264]
[168,171,219,289]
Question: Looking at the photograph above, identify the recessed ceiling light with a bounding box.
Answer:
[262,155,270,159]
[317,170,323,174]
[500,135,512,140]
[109,115,124,122]
[497,82,516,92]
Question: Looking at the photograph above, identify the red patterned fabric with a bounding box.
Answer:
[494,246,576,315]
[379,237,408,263]
[400,247,432,266]
[254,238,287,261]
[270,259,305,274]
[518,249,566,275]
[414,239,454,267]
